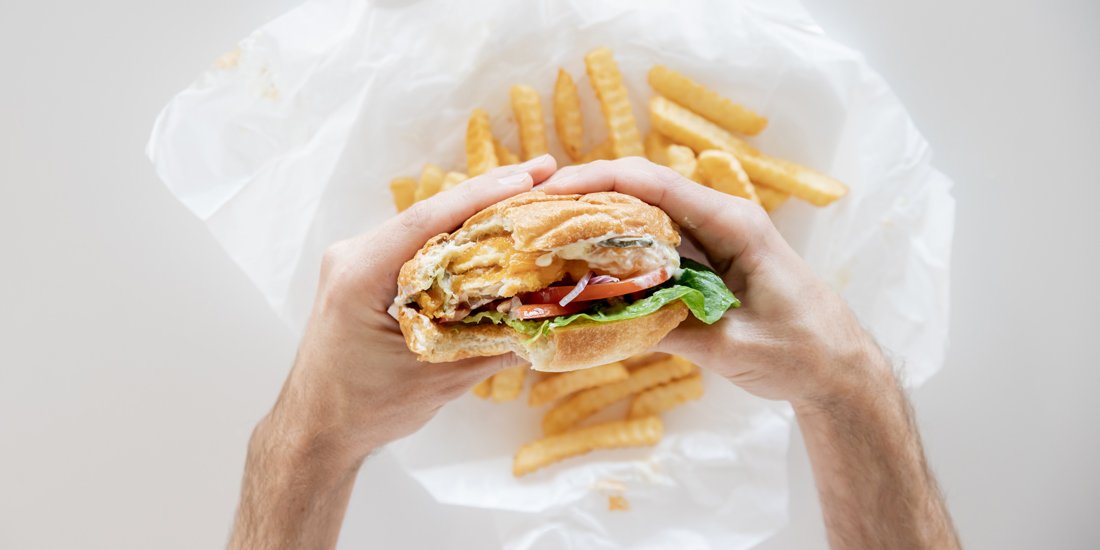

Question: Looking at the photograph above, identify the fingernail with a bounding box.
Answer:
[498,172,532,186]
[517,154,552,170]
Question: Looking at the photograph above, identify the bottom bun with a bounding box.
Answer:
[396,301,689,372]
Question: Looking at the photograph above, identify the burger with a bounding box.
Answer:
[392,191,738,371]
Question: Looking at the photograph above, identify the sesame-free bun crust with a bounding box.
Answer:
[397,300,688,372]
[394,191,686,371]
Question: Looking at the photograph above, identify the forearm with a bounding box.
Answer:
[228,412,365,550]
[795,349,959,549]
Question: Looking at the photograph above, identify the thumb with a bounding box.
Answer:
[380,154,557,262]
[450,352,528,385]
[653,317,730,369]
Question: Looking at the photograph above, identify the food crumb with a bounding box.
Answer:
[608,495,630,511]
[593,478,627,492]
[263,83,280,101]
[214,47,241,70]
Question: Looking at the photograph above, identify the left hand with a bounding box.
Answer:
[535,157,886,406]
[261,155,557,467]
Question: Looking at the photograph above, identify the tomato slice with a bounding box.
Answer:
[511,301,591,320]
[522,268,672,304]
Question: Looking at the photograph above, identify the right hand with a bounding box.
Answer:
[537,158,891,407]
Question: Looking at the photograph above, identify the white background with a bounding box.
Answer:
[1,0,1097,548]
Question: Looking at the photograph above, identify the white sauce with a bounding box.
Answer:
[535,252,555,267]
[552,234,680,276]
[404,232,680,316]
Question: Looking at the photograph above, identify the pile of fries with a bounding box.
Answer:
[479,353,701,477]
[388,48,848,476]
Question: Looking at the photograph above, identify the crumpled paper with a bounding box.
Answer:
[147,0,954,547]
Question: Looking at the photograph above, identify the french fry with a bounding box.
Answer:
[697,150,760,204]
[585,48,644,158]
[471,376,493,399]
[580,141,614,163]
[648,65,768,135]
[628,373,704,419]
[491,365,527,402]
[514,416,663,476]
[466,108,499,176]
[553,69,585,162]
[440,171,468,191]
[493,137,520,165]
[608,495,630,511]
[650,95,756,157]
[666,144,699,182]
[389,177,417,212]
[755,185,790,213]
[528,362,630,407]
[622,352,670,371]
[650,96,847,206]
[414,163,445,202]
[737,153,848,207]
[645,131,672,166]
[511,85,549,160]
[542,356,696,435]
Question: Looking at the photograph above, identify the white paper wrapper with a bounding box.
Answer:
[147,0,954,547]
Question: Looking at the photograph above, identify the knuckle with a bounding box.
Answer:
[483,165,513,179]
[439,371,483,400]
[587,159,613,171]
[319,236,380,303]
[399,201,433,233]
[318,242,360,310]
[457,184,479,206]
[742,200,772,229]
[320,241,349,279]
[621,156,655,170]
[653,164,688,185]
[496,353,523,372]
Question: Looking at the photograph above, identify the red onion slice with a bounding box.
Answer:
[558,271,593,307]
[588,275,620,285]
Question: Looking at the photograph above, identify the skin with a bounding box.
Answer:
[539,159,960,548]
[228,156,959,549]
[227,157,550,549]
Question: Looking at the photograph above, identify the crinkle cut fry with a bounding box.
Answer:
[514,416,663,476]
[542,355,695,435]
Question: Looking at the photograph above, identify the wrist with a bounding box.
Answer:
[251,409,369,479]
[260,361,377,471]
[272,331,389,463]
[232,410,366,550]
[791,337,896,416]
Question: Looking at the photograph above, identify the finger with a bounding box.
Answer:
[436,353,527,400]
[537,157,770,274]
[653,317,738,367]
[456,352,527,378]
[383,154,558,260]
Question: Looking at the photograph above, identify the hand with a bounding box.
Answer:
[537,157,890,407]
[229,156,558,550]
[264,155,556,466]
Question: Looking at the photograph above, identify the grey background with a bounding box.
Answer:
[1,0,1097,548]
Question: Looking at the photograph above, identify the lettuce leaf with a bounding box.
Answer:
[462,310,546,338]
[461,258,738,342]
